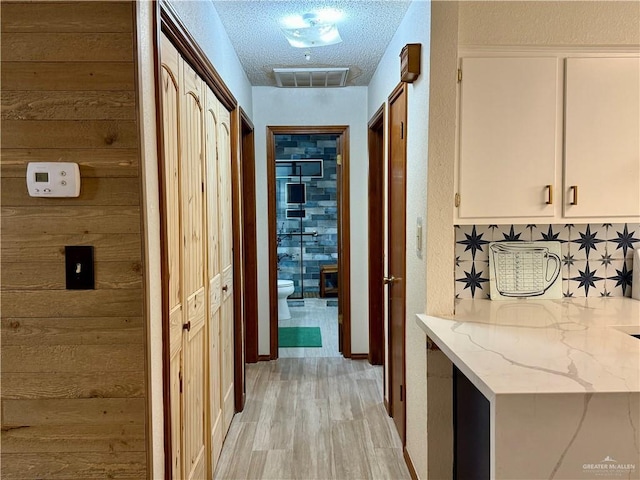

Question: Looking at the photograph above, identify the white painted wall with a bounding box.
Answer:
[458,0,640,47]
[252,87,369,356]
[424,4,458,477]
[137,2,252,476]
[168,0,253,114]
[367,1,431,478]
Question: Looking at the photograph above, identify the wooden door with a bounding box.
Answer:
[240,112,258,364]
[217,103,235,433]
[180,60,207,480]
[368,105,385,366]
[204,85,224,474]
[160,35,184,479]
[564,57,640,218]
[457,57,559,219]
[336,138,345,355]
[387,83,407,444]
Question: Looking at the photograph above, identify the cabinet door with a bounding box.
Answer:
[458,57,559,219]
[564,57,640,218]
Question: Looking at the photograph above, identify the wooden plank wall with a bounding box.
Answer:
[0,2,148,478]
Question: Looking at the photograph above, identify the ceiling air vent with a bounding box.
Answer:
[273,67,349,88]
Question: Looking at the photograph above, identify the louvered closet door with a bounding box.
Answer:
[204,84,224,474]
[180,60,207,480]
[160,34,184,480]
[217,104,235,432]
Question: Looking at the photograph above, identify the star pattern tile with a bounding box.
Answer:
[541,225,561,241]
[454,223,635,299]
[570,262,604,297]
[501,225,522,241]
[455,264,489,298]
[608,262,633,296]
[573,224,605,259]
[457,225,489,261]
[563,254,575,267]
[610,224,639,258]
[599,253,613,267]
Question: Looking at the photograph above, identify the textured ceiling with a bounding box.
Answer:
[212,0,412,86]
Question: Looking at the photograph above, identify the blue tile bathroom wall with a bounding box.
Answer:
[455,223,639,299]
[275,134,339,296]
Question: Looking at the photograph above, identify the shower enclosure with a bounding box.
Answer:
[275,134,339,299]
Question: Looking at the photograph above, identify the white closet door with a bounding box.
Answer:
[458,57,559,219]
[564,57,640,218]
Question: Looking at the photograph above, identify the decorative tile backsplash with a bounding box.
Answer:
[455,224,639,299]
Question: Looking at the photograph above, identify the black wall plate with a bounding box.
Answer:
[65,246,95,290]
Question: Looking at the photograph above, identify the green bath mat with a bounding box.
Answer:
[278,327,322,348]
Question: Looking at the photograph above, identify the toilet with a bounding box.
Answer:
[277,279,295,320]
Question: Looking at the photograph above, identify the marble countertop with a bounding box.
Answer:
[416,297,640,400]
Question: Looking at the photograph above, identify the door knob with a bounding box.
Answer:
[383,276,396,285]
[183,321,191,332]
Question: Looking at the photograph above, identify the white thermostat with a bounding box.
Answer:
[26,162,81,197]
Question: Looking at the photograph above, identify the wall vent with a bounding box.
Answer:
[273,67,349,88]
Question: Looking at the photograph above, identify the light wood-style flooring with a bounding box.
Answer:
[214,358,411,480]
[279,298,340,358]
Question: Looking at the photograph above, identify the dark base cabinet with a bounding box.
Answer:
[453,366,490,480]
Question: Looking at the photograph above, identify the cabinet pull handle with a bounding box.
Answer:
[383,276,396,285]
[222,285,228,292]
[183,321,191,332]
[546,185,553,205]
[570,185,578,205]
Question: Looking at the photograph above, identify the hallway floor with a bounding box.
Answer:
[279,298,340,358]
[213,358,411,480]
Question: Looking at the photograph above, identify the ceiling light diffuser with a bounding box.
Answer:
[280,11,343,48]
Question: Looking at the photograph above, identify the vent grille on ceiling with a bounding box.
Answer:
[273,67,349,88]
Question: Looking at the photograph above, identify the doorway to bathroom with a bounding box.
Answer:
[267,126,351,359]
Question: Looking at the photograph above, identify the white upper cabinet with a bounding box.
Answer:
[564,57,640,218]
[457,57,560,220]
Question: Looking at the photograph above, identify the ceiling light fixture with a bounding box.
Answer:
[280,11,343,48]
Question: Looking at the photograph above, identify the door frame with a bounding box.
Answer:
[387,82,408,445]
[368,104,385,366]
[266,125,351,359]
[230,107,246,413]
[239,109,258,365]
